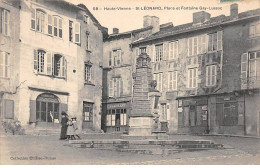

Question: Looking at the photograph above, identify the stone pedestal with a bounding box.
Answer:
[128,117,153,136]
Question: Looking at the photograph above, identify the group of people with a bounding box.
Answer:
[59,111,81,140]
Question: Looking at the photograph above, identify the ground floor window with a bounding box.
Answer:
[106,108,127,127]
[216,102,238,126]
[83,102,93,122]
[36,93,59,123]
[0,99,14,119]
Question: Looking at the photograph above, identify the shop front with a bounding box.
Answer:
[105,101,130,133]
[177,97,208,134]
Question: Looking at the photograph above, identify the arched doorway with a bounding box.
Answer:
[36,93,60,127]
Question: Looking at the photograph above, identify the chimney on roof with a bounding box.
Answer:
[113,28,119,34]
[143,15,160,34]
[193,11,211,25]
[230,3,238,19]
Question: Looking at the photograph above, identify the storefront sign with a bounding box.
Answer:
[224,97,230,101]
[107,103,127,109]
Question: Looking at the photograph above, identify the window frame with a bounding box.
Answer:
[36,9,46,33]
[187,68,197,89]
[249,21,260,38]
[168,71,178,91]
[206,65,217,87]
[155,44,163,62]
[0,51,9,78]
[169,41,178,60]
[84,62,93,84]
[1,8,10,36]
[83,102,93,122]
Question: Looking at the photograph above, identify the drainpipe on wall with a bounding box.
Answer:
[244,92,246,135]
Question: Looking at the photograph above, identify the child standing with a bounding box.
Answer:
[67,118,75,140]
[71,117,81,140]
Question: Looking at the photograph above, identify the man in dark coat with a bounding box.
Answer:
[59,111,69,140]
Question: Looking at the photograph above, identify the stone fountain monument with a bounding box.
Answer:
[127,53,167,139]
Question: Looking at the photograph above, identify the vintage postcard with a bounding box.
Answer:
[0,0,260,165]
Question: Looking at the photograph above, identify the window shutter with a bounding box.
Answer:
[241,53,248,89]
[217,31,223,50]
[91,66,94,83]
[4,99,14,119]
[33,49,38,71]
[136,47,139,57]
[0,8,2,33]
[175,41,179,59]
[47,14,52,35]
[198,36,202,54]
[163,42,169,60]
[31,8,36,30]
[58,18,62,38]
[109,79,113,97]
[109,51,112,66]
[206,66,209,86]
[29,100,36,123]
[74,22,80,44]
[46,52,52,75]
[120,79,123,96]
[5,52,9,78]
[0,52,4,77]
[61,56,66,77]
[118,50,122,65]
[152,45,155,62]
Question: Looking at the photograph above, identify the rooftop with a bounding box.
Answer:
[132,8,260,45]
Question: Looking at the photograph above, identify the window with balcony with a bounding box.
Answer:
[0,8,10,36]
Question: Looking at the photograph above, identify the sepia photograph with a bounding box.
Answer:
[0,0,260,165]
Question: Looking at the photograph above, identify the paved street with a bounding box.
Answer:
[0,134,260,165]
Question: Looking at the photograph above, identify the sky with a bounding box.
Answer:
[66,0,260,34]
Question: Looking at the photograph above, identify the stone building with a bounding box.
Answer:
[102,16,173,132]
[0,0,106,133]
[132,4,260,136]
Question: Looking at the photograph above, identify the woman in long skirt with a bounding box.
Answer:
[60,111,68,140]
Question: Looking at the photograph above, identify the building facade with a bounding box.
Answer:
[0,0,105,132]
[132,4,260,136]
[102,17,173,132]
